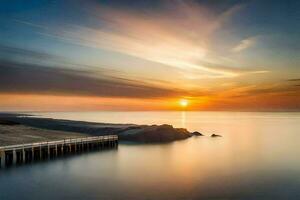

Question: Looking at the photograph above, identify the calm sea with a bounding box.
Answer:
[1,111,300,200]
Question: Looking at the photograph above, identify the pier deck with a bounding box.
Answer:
[0,135,118,167]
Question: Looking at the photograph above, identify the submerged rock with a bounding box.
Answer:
[192,131,204,136]
[211,134,222,137]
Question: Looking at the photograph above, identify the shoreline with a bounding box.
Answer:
[0,113,195,145]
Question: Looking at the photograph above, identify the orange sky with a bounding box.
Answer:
[0,1,299,112]
[1,90,299,112]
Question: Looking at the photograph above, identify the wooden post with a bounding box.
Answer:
[22,148,26,163]
[39,145,42,160]
[13,149,17,165]
[31,147,35,162]
[0,150,5,167]
[74,140,77,153]
[55,144,58,157]
[47,142,50,159]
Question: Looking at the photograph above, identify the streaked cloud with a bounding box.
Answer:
[0,61,188,98]
[45,1,254,78]
[232,37,257,52]
[0,45,189,98]
[287,78,300,82]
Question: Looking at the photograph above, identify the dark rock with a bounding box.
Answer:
[119,124,192,143]
[0,119,20,125]
[192,131,204,136]
[211,134,221,137]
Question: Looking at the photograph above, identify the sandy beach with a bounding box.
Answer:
[0,124,88,146]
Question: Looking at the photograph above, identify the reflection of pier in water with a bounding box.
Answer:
[0,135,118,168]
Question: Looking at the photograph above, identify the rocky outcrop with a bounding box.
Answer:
[192,131,204,136]
[119,124,192,143]
[211,134,222,137]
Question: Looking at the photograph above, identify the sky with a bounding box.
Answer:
[0,0,299,111]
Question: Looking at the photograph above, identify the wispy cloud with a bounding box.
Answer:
[0,46,187,98]
[47,1,251,78]
[13,1,267,80]
[0,61,186,98]
[232,37,257,52]
[287,78,300,82]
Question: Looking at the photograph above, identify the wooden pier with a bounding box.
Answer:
[0,135,118,167]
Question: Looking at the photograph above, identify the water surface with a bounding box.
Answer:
[1,111,300,200]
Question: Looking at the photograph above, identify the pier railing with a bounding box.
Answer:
[0,135,118,151]
[0,135,118,167]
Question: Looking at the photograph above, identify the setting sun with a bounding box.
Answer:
[179,99,189,108]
